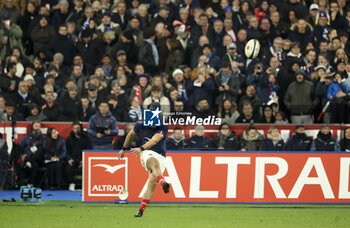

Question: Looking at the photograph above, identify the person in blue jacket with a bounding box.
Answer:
[166,127,187,150]
[262,126,286,151]
[186,125,213,149]
[286,125,312,151]
[87,100,119,150]
[17,120,45,187]
[44,128,66,189]
[311,125,340,151]
[327,71,349,123]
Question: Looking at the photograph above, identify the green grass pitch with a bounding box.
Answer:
[0,201,350,228]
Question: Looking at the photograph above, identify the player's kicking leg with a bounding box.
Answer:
[135,157,170,217]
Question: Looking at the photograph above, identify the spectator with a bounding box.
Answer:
[270,12,288,39]
[70,64,85,92]
[171,69,189,104]
[97,12,121,40]
[44,65,63,95]
[240,124,264,151]
[286,125,312,151]
[246,15,262,41]
[42,93,59,121]
[143,86,170,117]
[10,81,35,118]
[138,27,158,75]
[0,0,21,24]
[111,1,131,31]
[215,62,240,105]
[196,44,221,71]
[211,19,225,49]
[0,62,19,98]
[329,1,348,32]
[311,125,340,151]
[24,74,41,105]
[51,0,72,31]
[173,100,185,115]
[136,4,151,31]
[107,94,128,122]
[191,13,214,44]
[114,29,139,66]
[315,73,334,123]
[65,121,92,191]
[266,56,289,105]
[221,42,245,69]
[236,102,262,124]
[26,103,47,121]
[0,95,5,121]
[76,29,105,73]
[340,127,350,151]
[302,49,317,78]
[85,83,101,109]
[186,125,212,149]
[190,36,210,68]
[58,84,80,121]
[166,127,186,150]
[213,123,240,150]
[17,120,45,187]
[217,99,240,125]
[262,126,286,151]
[78,94,96,122]
[327,72,349,123]
[30,15,55,56]
[261,105,276,123]
[44,127,66,189]
[151,5,172,29]
[87,100,119,150]
[165,38,183,76]
[285,42,303,71]
[85,72,108,96]
[275,111,289,124]
[193,98,215,119]
[284,69,318,124]
[46,24,76,66]
[313,10,330,46]
[186,65,215,110]
[129,95,142,122]
[238,85,260,116]
[259,73,279,105]
[288,18,314,45]
[114,123,142,150]
[0,14,24,61]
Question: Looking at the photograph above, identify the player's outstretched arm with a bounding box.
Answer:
[130,133,164,157]
[118,129,136,159]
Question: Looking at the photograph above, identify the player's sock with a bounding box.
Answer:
[156,175,166,186]
[138,199,150,213]
[157,175,170,193]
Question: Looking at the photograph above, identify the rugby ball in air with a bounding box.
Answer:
[245,39,260,59]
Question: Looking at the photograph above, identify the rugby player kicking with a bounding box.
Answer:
[118,103,170,217]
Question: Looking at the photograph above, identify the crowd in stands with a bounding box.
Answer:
[1,0,350,189]
[0,0,349,125]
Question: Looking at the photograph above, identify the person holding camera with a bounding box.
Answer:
[17,120,45,187]
[215,62,240,106]
[87,100,119,150]
[327,72,349,123]
[0,14,24,61]
[246,63,264,90]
